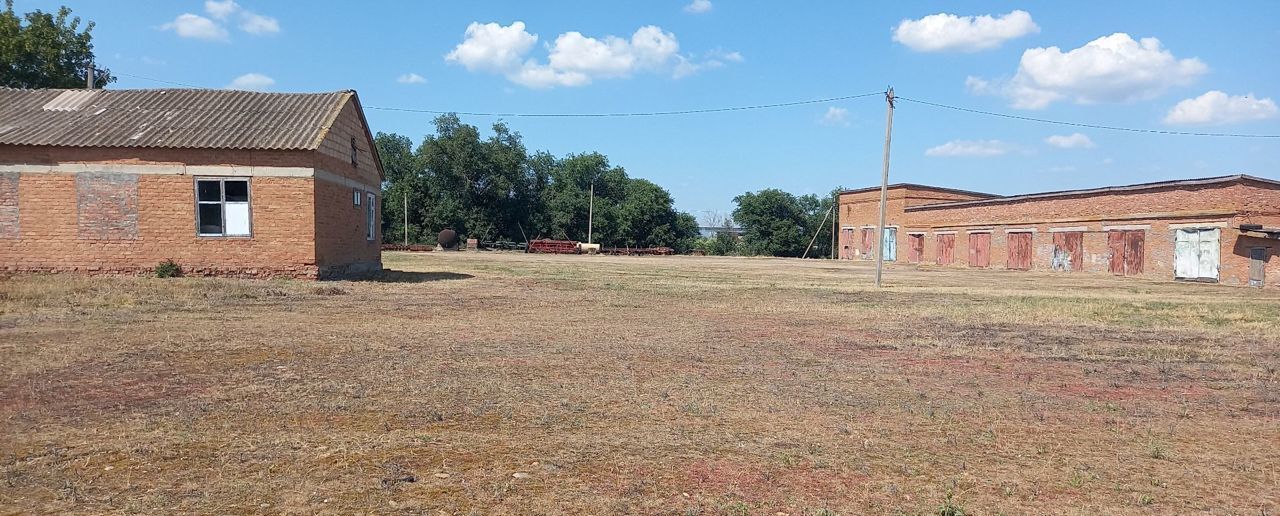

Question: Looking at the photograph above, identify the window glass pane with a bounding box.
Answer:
[366,193,375,239]
[198,203,223,234]
[197,180,222,202]
[224,202,250,236]
[224,180,249,202]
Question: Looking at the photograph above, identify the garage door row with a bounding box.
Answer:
[844,227,1232,283]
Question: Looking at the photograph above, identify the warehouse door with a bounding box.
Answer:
[1051,231,1084,271]
[1174,228,1220,281]
[882,227,897,261]
[1108,230,1145,276]
[936,234,955,265]
[907,234,924,263]
[859,228,874,259]
[1250,247,1266,287]
[968,232,991,268]
[840,228,854,259]
[1007,232,1033,270]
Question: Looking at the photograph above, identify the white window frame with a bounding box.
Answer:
[365,191,376,241]
[353,188,361,206]
[195,177,252,238]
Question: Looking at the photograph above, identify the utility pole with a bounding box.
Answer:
[587,182,594,244]
[403,191,409,246]
[874,87,895,288]
[87,63,94,89]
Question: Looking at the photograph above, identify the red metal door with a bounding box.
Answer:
[936,234,954,265]
[968,233,990,268]
[859,228,873,259]
[908,234,924,263]
[1124,230,1144,275]
[1107,231,1126,275]
[1108,230,1145,275]
[1007,232,1032,270]
[840,228,854,259]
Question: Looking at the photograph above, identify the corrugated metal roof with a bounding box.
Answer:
[0,88,352,150]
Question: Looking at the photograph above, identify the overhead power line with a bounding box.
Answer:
[896,96,1280,139]
[107,70,1280,138]
[113,71,205,89]
[364,91,886,118]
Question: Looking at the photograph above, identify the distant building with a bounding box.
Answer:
[837,175,1279,287]
[0,88,383,279]
[698,226,743,239]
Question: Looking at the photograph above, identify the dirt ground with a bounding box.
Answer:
[1,251,1277,515]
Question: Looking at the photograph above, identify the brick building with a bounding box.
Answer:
[837,175,1280,287]
[0,88,383,279]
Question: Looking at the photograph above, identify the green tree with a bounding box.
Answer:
[732,189,808,257]
[376,132,428,244]
[377,116,698,252]
[797,192,839,259]
[0,1,114,88]
[415,114,535,243]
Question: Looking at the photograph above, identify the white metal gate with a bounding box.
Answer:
[1174,228,1220,281]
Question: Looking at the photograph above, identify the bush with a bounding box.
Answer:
[155,259,182,278]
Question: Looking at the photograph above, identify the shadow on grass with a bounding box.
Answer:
[366,270,474,283]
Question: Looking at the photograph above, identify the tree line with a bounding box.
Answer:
[695,188,840,258]
[376,114,700,251]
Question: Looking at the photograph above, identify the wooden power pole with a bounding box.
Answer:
[403,191,409,246]
[874,88,895,288]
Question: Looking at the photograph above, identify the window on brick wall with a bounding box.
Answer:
[353,187,361,206]
[196,178,251,237]
[366,191,375,241]
[350,137,359,167]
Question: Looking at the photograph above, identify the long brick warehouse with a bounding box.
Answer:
[838,175,1280,288]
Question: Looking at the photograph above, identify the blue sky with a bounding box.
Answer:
[18,0,1280,218]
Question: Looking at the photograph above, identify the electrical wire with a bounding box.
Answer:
[113,71,205,89]
[106,70,1280,138]
[896,95,1280,139]
[364,91,886,117]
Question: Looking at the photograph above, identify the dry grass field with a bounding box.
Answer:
[2,251,1278,515]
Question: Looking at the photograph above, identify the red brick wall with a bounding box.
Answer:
[313,178,380,275]
[0,173,317,277]
[311,99,382,275]
[837,186,992,261]
[0,173,17,239]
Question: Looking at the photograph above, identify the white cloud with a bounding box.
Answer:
[204,0,238,19]
[446,21,539,73]
[1045,133,1095,149]
[161,13,228,41]
[820,107,850,126]
[684,0,713,14]
[673,48,743,79]
[240,12,280,35]
[1164,90,1279,125]
[893,10,1038,52]
[446,21,735,88]
[175,0,279,38]
[226,73,275,91]
[970,33,1207,109]
[925,139,1008,157]
[397,73,427,84]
